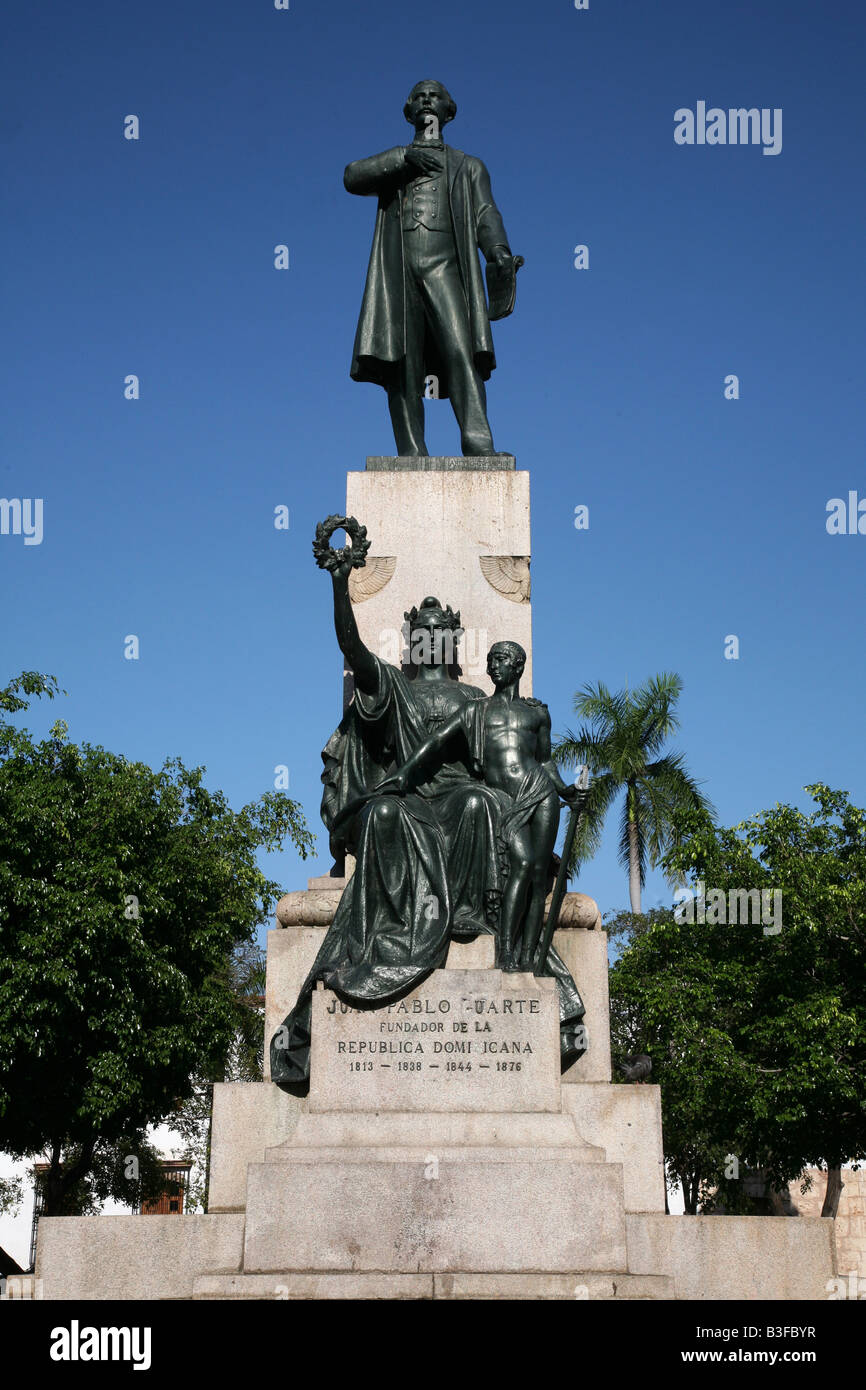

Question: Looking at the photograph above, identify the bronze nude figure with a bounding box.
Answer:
[378,641,583,972]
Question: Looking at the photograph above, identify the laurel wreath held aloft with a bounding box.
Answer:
[312,515,371,572]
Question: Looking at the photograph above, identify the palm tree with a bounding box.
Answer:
[554,672,713,913]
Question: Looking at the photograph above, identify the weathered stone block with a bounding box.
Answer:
[263,925,323,1081]
[266,1109,605,1157]
[563,1083,666,1212]
[626,1212,836,1300]
[194,1272,434,1299]
[36,1214,245,1301]
[208,1082,303,1211]
[243,1157,627,1274]
[432,1272,674,1300]
[556,927,612,1083]
[309,969,560,1113]
[346,468,532,692]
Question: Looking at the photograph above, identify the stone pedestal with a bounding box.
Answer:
[263,879,606,1081]
[35,918,838,1300]
[240,969,624,1277]
[220,965,637,1287]
[309,970,561,1113]
[345,459,532,693]
[243,1152,626,1277]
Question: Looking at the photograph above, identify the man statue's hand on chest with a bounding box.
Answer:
[404,144,444,176]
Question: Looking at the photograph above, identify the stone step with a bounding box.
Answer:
[193,1273,431,1300]
[435,1272,676,1300]
[266,1108,606,1156]
[264,1144,600,1166]
[243,1156,628,1274]
[275,891,601,930]
[192,1271,674,1300]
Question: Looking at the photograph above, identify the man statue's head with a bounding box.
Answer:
[403,80,457,133]
[487,641,526,689]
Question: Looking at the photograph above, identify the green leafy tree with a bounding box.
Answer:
[609,905,761,1213]
[32,1135,169,1217]
[554,673,713,911]
[0,1171,23,1217]
[0,672,313,1217]
[609,787,866,1216]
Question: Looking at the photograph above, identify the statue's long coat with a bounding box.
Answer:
[344,145,509,399]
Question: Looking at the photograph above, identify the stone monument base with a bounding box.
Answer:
[192,1272,674,1301]
[35,946,838,1301]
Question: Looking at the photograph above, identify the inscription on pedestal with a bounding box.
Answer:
[309,969,560,1113]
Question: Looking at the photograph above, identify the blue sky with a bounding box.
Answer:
[3,0,865,927]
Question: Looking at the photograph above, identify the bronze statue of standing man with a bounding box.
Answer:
[345,80,521,457]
